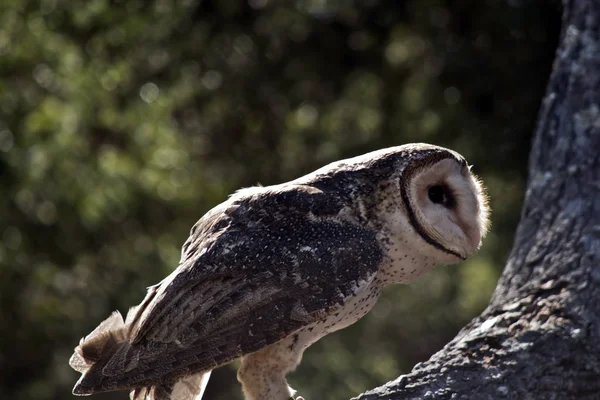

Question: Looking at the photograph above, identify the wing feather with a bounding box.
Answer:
[80,185,383,391]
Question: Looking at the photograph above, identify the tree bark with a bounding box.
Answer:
[353,1,600,399]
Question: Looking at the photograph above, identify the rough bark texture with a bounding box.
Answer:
[353,1,600,399]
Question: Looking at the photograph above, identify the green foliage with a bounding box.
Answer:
[0,1,560,399]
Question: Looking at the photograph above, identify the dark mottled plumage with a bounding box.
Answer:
[70,143,486,400]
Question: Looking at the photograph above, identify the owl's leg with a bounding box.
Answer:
[237,332,311,400]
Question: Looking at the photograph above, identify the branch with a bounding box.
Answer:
[353,1,600,399]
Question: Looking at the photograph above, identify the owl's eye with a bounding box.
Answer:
[428,185,455,208]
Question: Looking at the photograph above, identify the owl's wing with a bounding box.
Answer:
[71,186,383,392]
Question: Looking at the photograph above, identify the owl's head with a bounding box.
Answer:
[302,143,489,269]
[396,147,490,263]
[338,143,490,267]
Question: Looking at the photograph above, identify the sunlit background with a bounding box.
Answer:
[0,0,561,399]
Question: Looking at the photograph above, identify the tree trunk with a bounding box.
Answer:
[353,1,600,399]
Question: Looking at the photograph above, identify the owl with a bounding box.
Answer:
[70,143,489,400]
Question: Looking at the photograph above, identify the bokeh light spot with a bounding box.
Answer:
[140,82,160,103]
[296,104,318,128]
[444,86,461,105]
[201,70,222,90]
[37,201,58,225]
[0,130,14,152]
[3,226,22,250]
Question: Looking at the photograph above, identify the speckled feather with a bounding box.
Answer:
[73,173,386,394]
[69,143,487,400]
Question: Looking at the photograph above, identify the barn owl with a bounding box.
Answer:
[69,143,490,400]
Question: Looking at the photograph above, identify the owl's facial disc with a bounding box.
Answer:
[404,157,489,262]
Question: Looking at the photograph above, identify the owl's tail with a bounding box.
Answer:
[129,371,211,400]
[70,310,132,394]
[69,310,212,400]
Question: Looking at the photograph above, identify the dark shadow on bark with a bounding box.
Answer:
[353,1,600,399]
